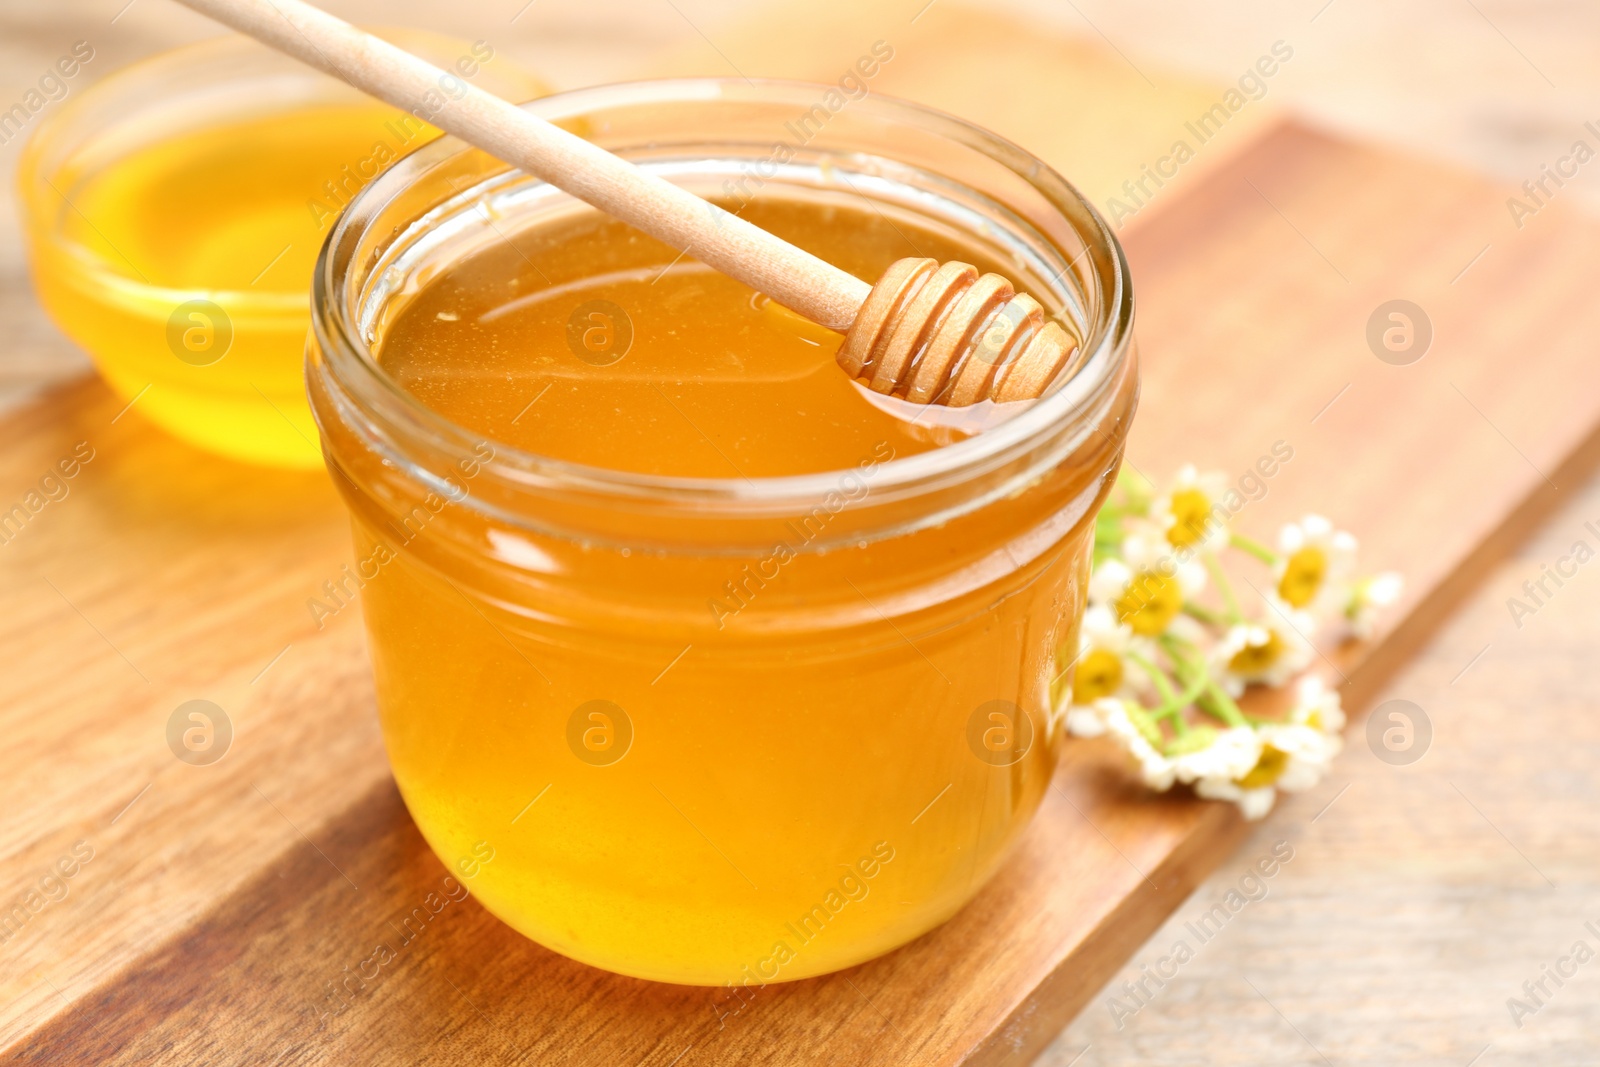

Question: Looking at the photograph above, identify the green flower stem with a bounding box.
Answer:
[1132,636,1213,751]
[1230,532,1278,564]
[1200,679,1249,729]
[1173,662,1209,709]
[1203,551,1245,624]
[1112,469,1153,513]
[1130,646,1207,744]
[1153,667,1208,714]
[1182,601,1224,625]
[1156,634,1198,680]
[1152,704,1190,737]
[1127,649,1179,705]
[1159,630,1198,656]
[1161,632,1246,729]
[1157,637,1212,713]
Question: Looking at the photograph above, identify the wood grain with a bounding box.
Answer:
[5,115,1600,1064]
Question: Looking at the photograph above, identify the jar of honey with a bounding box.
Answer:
[307,79,1136,986]
[18,30,545,468]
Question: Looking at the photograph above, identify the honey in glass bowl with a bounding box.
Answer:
[308,80,1137,986]
[18,30,546,468]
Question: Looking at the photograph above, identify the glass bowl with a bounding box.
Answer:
[18,29,547,468]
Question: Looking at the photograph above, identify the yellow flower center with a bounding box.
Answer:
[1302,709,1323,730]
[1278,546,1327,608]
[1237,744,1290,789]
[1113,571,1184,636]
[1165,487,1215,548]
[1072,648,1125,705]
[1228,630,1284,676]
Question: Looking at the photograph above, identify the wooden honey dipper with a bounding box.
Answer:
[174,0,1078,406]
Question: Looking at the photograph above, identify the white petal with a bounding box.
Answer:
[1066,707,1107,737]
[1176,558,1208,598]
[1275,758,1327,793]
[1173,727,1262,783]
[1278,522,1306,554]
[1367,572,1403,605]
[1195,776,1242,802]
[1080,604,1131,652]
[1237,787,1278,820]
[1140,756,1177,791]
[1089,559,1132,605]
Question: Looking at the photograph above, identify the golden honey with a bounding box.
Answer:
[20,33,542,468]
[377,204,960,476]
[308,81,1137,987]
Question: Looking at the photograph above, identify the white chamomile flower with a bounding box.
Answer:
[1344,571,1402,639]
[1288,675,1345,736]
[1099,698,1176,791]
[1211,601,1316,696]
[1196,721,1340,820]
[1253,723,1340,793]
[1063,605,1150,714]
[1073,472,1391,820]
[1088,524,1207,637]
[1195,775,1279,821]
[1170,726,1262,786]
[1275,514,1358,613]
[1149,465,1231,552]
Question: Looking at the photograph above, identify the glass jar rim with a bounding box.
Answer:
[310,76,1135,517]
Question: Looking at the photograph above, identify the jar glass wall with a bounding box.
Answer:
[308,79,1137,985]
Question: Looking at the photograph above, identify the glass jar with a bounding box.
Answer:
[307,78,1136,985]
[18,30,545,468]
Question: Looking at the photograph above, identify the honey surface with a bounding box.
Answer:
[38,102,428,468]
[67,102,418,290]
[379,199,989,477]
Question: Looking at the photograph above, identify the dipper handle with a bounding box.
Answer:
[173,0,1076,405]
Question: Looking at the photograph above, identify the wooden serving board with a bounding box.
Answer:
[7,0,1600,1051]
[4,114,1599,1065]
